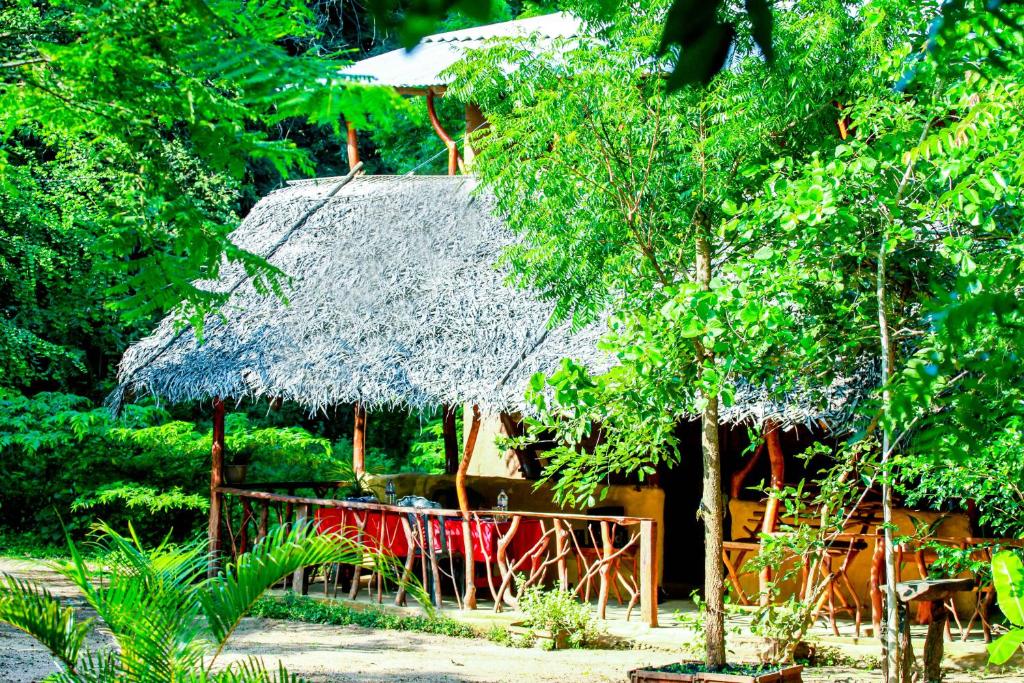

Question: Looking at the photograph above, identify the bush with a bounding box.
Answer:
[517,583,602,649]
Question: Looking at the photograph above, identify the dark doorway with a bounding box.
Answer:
[656,419,705,598]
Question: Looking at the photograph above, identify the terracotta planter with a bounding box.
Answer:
[508,621,570,650]
[223,464,248,484]
[628,663,802,683]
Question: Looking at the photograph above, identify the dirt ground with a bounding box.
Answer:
[0,558,1019,683]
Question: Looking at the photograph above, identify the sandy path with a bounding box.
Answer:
[1,558,1018,682]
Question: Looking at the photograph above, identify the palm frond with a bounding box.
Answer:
[185,656,314,683]
[198,523,384,664]
[0,574,92,675]
[58,523,209,680]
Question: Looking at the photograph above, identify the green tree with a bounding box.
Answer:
[450,0,879,666]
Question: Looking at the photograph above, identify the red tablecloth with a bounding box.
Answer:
[315,508,544,563]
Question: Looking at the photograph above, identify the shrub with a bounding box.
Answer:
[517,583,602,649]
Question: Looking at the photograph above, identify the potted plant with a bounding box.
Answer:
[224,444,254,484]
[509,583,601,650]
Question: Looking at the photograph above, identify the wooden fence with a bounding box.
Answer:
[213,483,659,627]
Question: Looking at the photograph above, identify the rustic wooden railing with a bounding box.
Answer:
[214,485,659,627]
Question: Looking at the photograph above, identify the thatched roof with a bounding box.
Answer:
[111,175,608,415]
[112,173,871,428]
[339,12,583,89]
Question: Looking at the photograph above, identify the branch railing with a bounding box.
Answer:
[214,485,659,627]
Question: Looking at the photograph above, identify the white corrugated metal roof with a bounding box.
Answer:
[339,12,582,89]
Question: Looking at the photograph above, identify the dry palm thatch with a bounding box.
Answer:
[110,175,609,415]
[111,173,869,429]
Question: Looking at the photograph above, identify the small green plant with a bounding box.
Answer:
[677,591,740,659]
[250,593,471,638]
[517,583,602,649]
[749,597,815,665]
[989,550,1024,665]
[0,522,388,681]
[485,624,533,648]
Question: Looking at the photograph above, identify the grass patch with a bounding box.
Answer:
[250,592,481,639]
[0,531,75,560]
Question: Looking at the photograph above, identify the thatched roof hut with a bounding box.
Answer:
[111,174,608,415]
[112,172,870,429]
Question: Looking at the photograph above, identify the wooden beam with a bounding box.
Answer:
[729,439,766,498]
[758,422,785,605]
[458,405,482,609]
[346,121,360,171]
[426,88,461,175]
[208,397,226,578]
[640,519,659,627]
[353,402,366,475]
[442,405,459,475]
[291,503,310,595]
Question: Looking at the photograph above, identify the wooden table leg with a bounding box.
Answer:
[924,598,947,682]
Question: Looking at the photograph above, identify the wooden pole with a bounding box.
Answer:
[291,503,310,595]
[346,121,360,171]
[758,422,785,605]
[640,519,659,627]
[427,88,460,175]
[208,397,226,578]
[442,405,459,475]
[729,439,766,498]
[458,405,482,608]
[353,402,366,475]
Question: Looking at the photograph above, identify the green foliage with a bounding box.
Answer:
[0,390,354,546]
[989,550,1024,665]
[517,582,602,648]
[1,0,403,328]
[0,522,383,681]
[249,592,472,638]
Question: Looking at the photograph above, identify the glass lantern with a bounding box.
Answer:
[385,479,396,505]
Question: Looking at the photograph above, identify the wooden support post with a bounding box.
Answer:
[598,521,613,619]
[758,422,785,605]
[458,405,482,609]
[729,440,766,498]
[353,402,366,475]
[240,498,252,555]
[346,121,360,171]
[427,88,460,175]
[924,599,947,682]
[872,530,885,637]
[442,405,459,475]
[207,397,226,579]
[291,503,310,596]
[640,519,659,627]
[555,520,569,591]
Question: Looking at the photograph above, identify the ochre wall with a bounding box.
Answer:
[462,410,521,478]
[364,472,666,582]
[729,499,975,613]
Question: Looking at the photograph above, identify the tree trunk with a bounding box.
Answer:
[877,236,902,682]
[696,234,726,667]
